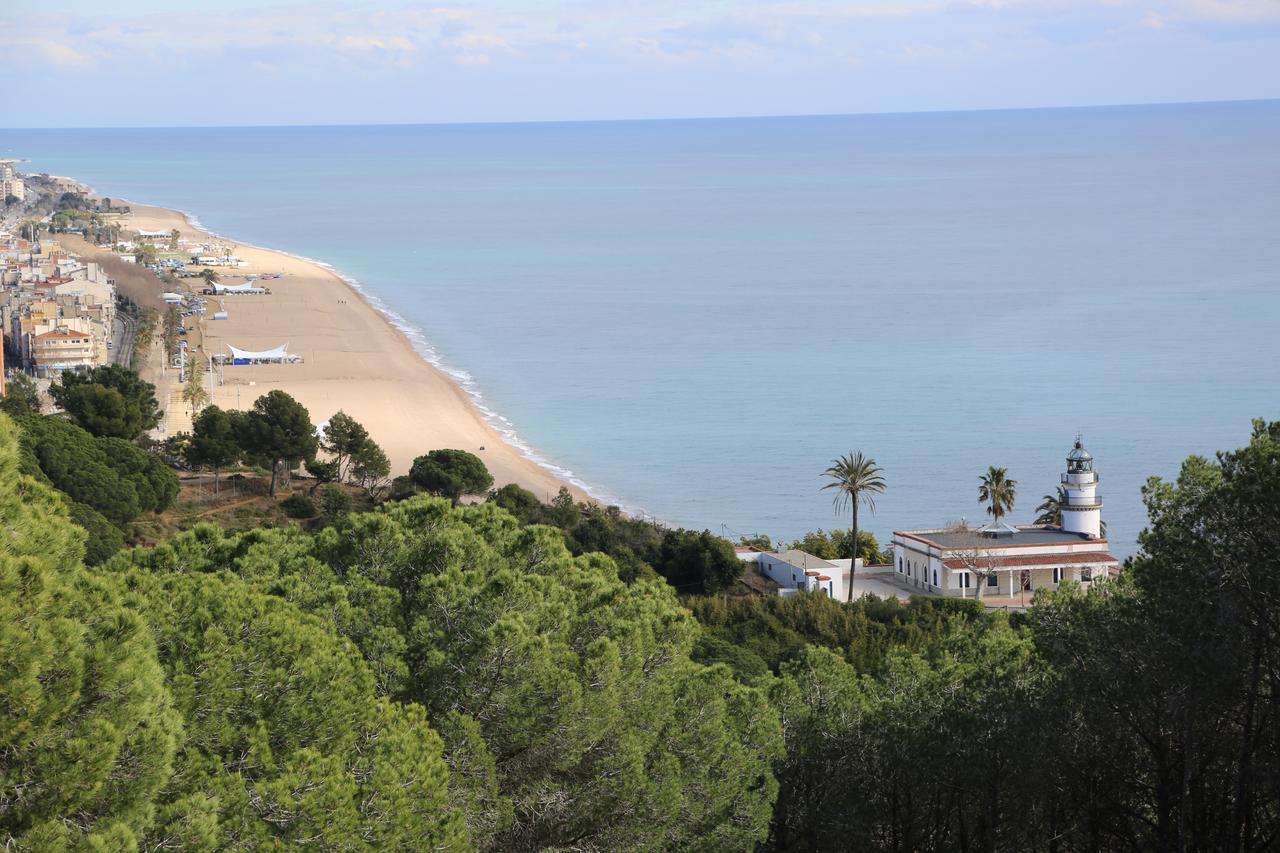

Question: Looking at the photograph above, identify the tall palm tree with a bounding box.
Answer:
[978,466,1018,521]
[1034,486,1068,526]
[821,451,886,602]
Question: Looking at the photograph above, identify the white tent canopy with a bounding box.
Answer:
[227,343,299,363]
[212,281,264,293]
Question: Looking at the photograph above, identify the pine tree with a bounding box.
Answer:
[0,412,182,850]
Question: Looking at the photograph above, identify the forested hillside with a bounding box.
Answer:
[5,411,1280,851]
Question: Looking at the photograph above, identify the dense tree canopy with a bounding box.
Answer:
[66,500,127,565]
[15,413,178,526]
[657,528,743,593]
[349,440,392,498]
[789,528,889,564]
[0,412,182,851]
[321,410,370,479]
[238,390,318,495]
[409,449,494,503]
[0,373,42,416]
[50,364,161,439]
[184,405,240,493]
[6,406,1280,852]
[487,483,726,586]
[113,497,784,851]
[110,567,465,849]
[1026,418,1280,851]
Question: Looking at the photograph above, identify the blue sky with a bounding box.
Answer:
[4,0,1280,127]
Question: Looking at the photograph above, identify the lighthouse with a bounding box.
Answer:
[1061,437,1103,538]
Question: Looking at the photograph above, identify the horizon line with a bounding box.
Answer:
[7,95,1278,133]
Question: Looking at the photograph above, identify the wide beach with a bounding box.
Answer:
[113,203,588,503]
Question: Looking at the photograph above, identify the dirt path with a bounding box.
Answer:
[187,495,260,518]
[56,232,166,310]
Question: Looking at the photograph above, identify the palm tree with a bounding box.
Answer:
[821,451,886,602]
[1034,485,1107,534]
[182,365,210,419]
[978,466,1018,521]
[1034,486,1068,526]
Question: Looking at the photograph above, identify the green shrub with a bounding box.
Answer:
[280,493,317,518]
[321,484,352,519]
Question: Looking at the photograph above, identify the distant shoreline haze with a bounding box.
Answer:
[8,98,1280,556]
[8,96,1280,132]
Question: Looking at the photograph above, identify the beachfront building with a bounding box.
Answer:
[31,325,96,375]
[891,439,1119,598]
[2,255,116,370]
[0,161,24,203]
[2,239,117,373]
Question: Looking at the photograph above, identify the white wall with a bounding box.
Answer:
[758,553,841,599]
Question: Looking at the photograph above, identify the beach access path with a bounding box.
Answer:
[119,204,588,504]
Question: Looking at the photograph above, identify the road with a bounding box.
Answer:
[112,309,136,366]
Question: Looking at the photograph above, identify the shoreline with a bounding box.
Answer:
[177,205,621,504]
[105,197,603,506]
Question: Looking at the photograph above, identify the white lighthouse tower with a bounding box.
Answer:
[1060,436,1103,538]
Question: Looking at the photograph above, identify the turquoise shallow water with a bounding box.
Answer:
[7,101,1280,555]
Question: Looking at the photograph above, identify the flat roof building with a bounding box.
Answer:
[32,325,96,376]
[892,438,1118,601]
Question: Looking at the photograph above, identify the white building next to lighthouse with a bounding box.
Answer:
[890,438,1119,599]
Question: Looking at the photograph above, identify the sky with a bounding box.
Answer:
[4,0,1280,127]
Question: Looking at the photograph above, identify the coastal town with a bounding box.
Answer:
[1,160,1123,612]
[0,165,265,429]
[6,0,1277,845]
[2,165,121,380]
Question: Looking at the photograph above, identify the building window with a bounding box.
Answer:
[933,569,938,586]
[959,573,971,589]
[987,574,998,588]
[898,556,903,573]
[1053,567,1063,584]
[1082,569,1093,582]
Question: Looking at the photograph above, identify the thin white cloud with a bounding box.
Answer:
[1182,0,1280,22]
[2,0,1278,126]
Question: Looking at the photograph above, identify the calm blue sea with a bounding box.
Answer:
[8,101,1280,556]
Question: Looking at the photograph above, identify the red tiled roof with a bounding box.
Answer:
[35,329,89,341]
[943,551,1119,571]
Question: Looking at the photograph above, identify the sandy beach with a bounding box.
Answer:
[111,203,588,504]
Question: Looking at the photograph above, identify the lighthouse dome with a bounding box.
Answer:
[1066,439,1092,463]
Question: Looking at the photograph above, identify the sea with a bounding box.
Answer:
[7,100,1280,556]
